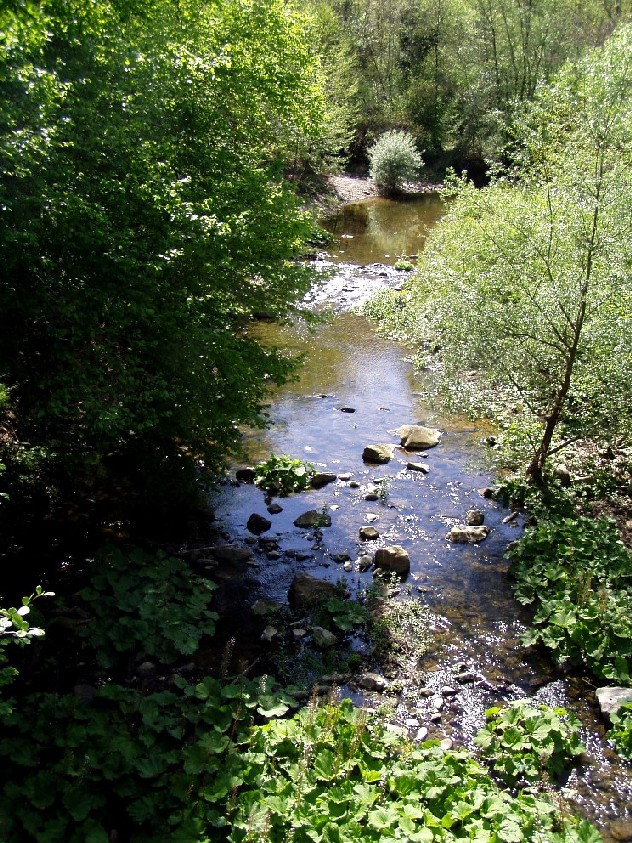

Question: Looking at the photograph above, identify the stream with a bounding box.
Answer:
[211,195,632,841]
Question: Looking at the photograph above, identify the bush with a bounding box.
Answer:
[254,454,315,496]
[507,514,632,683]
[474,700,585,787]
[368,131,423,194]
[228,698,598,842]
[608,702,632,761]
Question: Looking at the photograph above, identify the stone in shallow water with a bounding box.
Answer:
[358,673,389,692]
[466,509,485,526]
[359,526,379,541]
[362,444,395,463]
[407,462,430,473]
[311,472,337,489]
[397,425,442,449]
[312,626,338,648]
[294,510,332,528]
[596,686,632,720]
[288,572,338,608]
[446,525,490,544]
[374,545,410,575]
[247,513,272,535]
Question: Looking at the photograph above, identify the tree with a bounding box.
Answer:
[385,24,632,488]
[0,0,328,520]
[368,130,423,194]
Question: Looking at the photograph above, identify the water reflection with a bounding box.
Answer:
[323,194,445,265]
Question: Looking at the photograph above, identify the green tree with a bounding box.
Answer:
[376,24,632,488]
[368,130,423,193]
[0,0,327,520]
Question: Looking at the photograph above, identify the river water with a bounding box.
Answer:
[212,195,632,840]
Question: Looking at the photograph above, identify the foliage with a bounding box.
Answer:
[0,587,54,719]
[366,25,632,489]
[506,515,632,684]
[607,702,632,762]
[228,697,599,842]
[0,0,328,521]
[0,540,296,841]
[394,258,415,271]
[474,700,585,788]
[368,130,423,194]
[0,673,296,843]
[366,597,431,669]
[77,547,219,671]
[298,0,626,165]
[318,596,369,633]
[254,453,316,496]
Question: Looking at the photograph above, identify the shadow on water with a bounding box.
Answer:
[212,198,632,841]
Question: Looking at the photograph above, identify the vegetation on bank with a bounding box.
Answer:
[0,556,601,842]
[363,25,632,691]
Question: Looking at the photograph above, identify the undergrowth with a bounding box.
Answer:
[228,697,599,842]
[506,514,632,684]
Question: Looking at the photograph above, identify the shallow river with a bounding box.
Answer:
[212,196,631,840]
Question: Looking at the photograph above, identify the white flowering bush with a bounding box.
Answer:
[368,130,423,194]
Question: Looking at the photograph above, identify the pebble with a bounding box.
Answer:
[405,717,420,727]
[440,738,453,751]
[416,727,429,741]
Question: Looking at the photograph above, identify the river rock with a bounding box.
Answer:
[407,462,430,473]
[294,510,332,528]
[362,444,395,463]
[267,503,283,515]
[374,545,410,575]
[358,673,388,692]
[261,625,278,642]
[466,509,485,526]
[446,525,490,544]
[398,425,442,450]
[288,573,338,608]
[359,526,379,541]
[210,544,254,564]
[357,554,374,572]
[251,599,282,617]
[312,626,338,648]
[311,472,337,489]
[247,513,272,535]
[235,467,256,483]
[596,686,632,720]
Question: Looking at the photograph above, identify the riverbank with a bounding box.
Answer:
[329,173,443,202]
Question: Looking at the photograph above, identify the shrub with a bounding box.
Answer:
[475,700,585,787]
[228,698,598,842]
[368,131,423,194]
[254,454,315,496]
[608,702,632,761]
